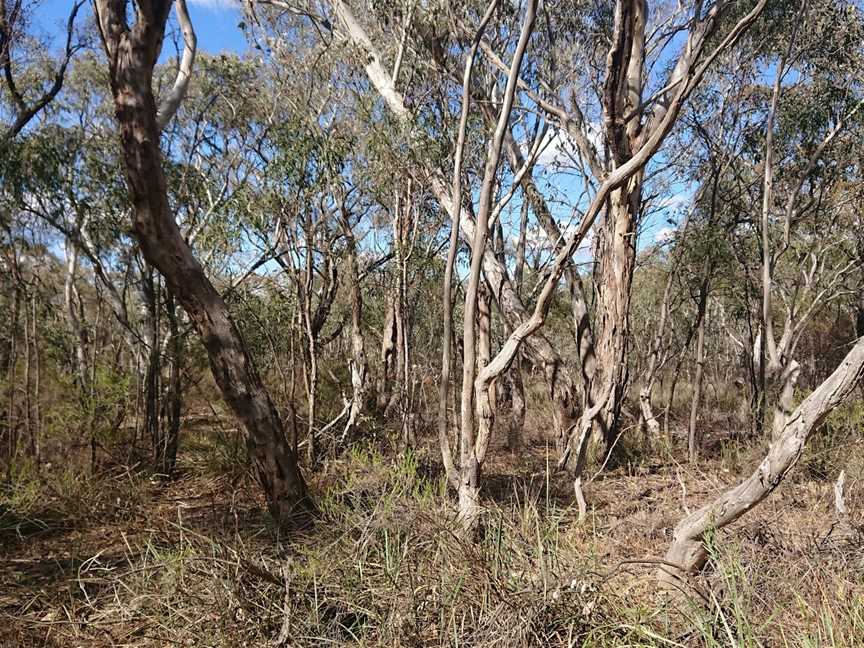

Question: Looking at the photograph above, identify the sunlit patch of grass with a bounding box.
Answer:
[4,432,863,646]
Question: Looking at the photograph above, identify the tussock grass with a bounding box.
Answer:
[1,412,862,647]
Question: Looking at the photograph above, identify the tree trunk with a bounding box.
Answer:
[477,284,494,425]
[506,361,526,451]
[22,292,32,452]
[770,360,801,442]
[301,289,318,466]
[341,214,368,439]
[155,291,182,475]
[663,335,864,582]
[142,267,162,468]
[591,183,641,447]
[29,296,40,462]
[98,8,308,523]
[377,295,397,412]
[64,238,88,388]
[4,279,19,467]
[688,304,707,462]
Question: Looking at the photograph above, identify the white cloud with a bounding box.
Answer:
[654,226,676,243]
[535,129,574,169]
[653,192,690,211]
[527,123,604,172]
[513,222,593,258]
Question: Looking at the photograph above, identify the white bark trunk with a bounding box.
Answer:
[663,336,864,581]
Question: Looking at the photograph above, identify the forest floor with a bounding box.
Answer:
[1,408,863,647]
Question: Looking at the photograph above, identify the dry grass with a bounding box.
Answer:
[1,406,862,647]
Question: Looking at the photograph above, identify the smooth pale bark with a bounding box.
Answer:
[456,0,537,529]
[329,0,577,450]
[663,335,864,580]
[154,0,195,130]
[436,1,495,490]
[94,0,308,524]
[340,209,368,440]
[477,285,494,416]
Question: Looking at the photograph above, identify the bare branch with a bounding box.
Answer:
[156,0,197,131]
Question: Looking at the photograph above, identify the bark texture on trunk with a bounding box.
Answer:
[663,336,864,581]
[377,295,397,412]
[96,1,308,524]
[591,182,641,447]
[341,212,368,439]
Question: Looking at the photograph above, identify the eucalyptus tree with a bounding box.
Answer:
[92,0,309,523]
[250,0,771,522]
[750,2,863,441]
[661,0,864,580]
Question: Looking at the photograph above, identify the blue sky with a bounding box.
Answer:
[31,0,688,255]
[35,0,247,57]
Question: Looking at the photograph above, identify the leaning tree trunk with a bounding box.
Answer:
[662,335,864,582]
[98,7,308,524]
